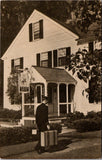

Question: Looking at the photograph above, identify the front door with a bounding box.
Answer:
[48,83,57,116]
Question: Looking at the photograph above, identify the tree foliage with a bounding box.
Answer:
[74,0,101,32]
[1,0,101,105]
[6,71,22,104]
[68,49,101,103]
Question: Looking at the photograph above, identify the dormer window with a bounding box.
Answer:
[33,22,40,40]
[29,20,43,41]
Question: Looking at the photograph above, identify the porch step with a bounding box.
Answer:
[49,116,67,124]
[62,126,68,130]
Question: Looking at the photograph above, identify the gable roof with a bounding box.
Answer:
[51,17,81,37]
[2,9,79,60]
[33,66,76,83]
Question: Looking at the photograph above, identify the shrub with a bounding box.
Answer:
[0,109,22,121]
[49,123,62,133]
[96,111,102,118]
[86,111,102,119]
[0,126,38,147]
[67,111,85,122]
[73,118,101,132]
[64,111,85,128]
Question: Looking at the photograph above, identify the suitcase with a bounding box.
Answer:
[40,130,58,147]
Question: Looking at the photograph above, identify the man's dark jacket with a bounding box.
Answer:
[36,103,48,132]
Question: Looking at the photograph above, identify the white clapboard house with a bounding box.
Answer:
[1,10,101,126]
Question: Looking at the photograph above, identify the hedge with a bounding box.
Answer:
[0,109,22,121]
[64,111,101,131]
[50,123,62,133]
[0,127,38,147]
[73,118,101,132]
[86,111,102,119]
[67,112,85,121]
[0,123,62,147]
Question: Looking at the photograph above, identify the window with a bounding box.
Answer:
[59,84,66,102]
[33,22,40,40]
[36,47,71,68]
[37,51,52,68]
[11,57,23,73]
[58,48,66,66]
[41,52,48,67]
[29,20,43,41]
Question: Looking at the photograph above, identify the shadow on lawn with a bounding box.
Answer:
[48,139,72,153]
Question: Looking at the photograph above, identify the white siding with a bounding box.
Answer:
[3,10,101,112]
[3,10,78,60]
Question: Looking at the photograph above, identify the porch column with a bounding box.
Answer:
[22,92,25,117]
[45,82,48,96]
[34,85,37,115]
[57,83,60,116]
[66,84,68,114]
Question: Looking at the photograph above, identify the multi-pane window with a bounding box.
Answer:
[14,58,21,69]
[11,57,23,73]
[29,20,43,41]
[58,48,66,66]
[41,52,48,67]
[36,47,71,68]
[32,22,40,40]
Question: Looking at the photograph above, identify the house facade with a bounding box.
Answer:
[2,10,101,125]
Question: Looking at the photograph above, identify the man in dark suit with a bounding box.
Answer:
[35,95,49,153]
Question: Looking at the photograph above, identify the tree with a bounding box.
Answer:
[68,48,101,103]
[6,71,22,104]
[74,0,101,32]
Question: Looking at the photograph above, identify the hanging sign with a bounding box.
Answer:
[19,69,31,92]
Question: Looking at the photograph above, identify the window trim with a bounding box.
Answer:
[36,47,71,68]
[29,19,43,42]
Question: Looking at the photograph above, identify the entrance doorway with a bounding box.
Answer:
[48,83,57,116]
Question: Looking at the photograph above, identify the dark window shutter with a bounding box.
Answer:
[66,47,71,65]
[53,50,57,67]
[89,42,93,53]
[11,59,14,73]
[89,78,95,103]
[36,54,40,67]
[39,20,43,39]
[20,57,23,69]
[48,51,52,68]
[29,23,32,42]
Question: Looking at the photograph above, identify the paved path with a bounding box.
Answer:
[1,130,101,159]
[6,144,101,159]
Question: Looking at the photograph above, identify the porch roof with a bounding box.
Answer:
[33,66,76,83]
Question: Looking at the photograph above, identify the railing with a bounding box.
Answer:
[23,102,76,117]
